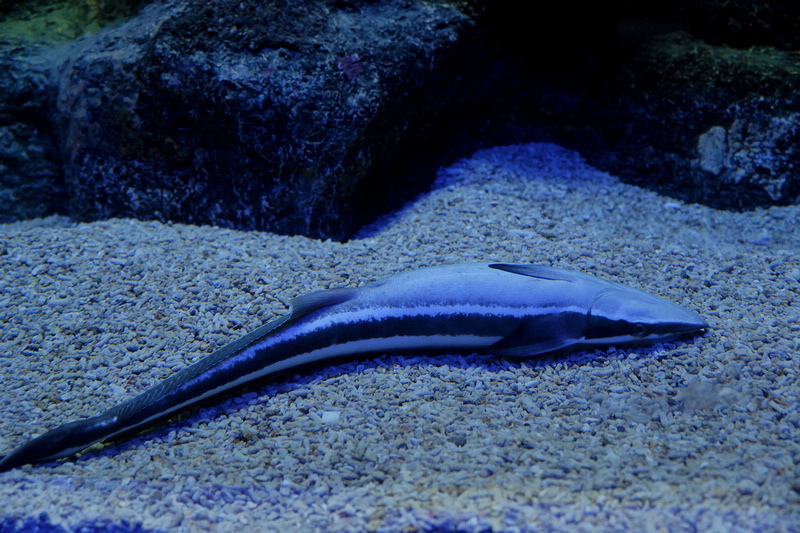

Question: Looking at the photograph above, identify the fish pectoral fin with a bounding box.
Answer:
[487,316,583,357]
[289,287,358,319]
[488,263,574,282]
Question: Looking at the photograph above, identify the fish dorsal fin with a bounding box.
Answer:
[488,263,575,282]
[289,287,358,319]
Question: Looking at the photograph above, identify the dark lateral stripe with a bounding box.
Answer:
[283,312,521,352]
[102,302,590,438]
[103,309,541,436]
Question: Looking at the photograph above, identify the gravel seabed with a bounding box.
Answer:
[0,143,798,532]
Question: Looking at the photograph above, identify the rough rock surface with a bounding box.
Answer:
[1,0,799,234]
[482,3,800,209]
[56,0,476,238]
[0,45,63,222]
[1,0,483,237]
[579,29,800,209]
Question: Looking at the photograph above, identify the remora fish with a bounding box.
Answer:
[0,263,708,471]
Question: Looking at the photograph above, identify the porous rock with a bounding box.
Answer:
[56,0,477,238]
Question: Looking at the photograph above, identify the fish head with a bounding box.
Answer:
[584,285,709,347]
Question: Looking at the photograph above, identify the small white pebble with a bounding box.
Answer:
[320,410,341,423]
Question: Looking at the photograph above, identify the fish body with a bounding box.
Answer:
[0,263,708,471]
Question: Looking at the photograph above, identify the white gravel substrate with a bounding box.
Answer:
[0,143,798,532]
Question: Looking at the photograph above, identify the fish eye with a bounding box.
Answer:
[633,323,648,338]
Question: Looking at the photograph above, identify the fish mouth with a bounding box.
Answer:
[674,317,711,333]
[653,318,711,343]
